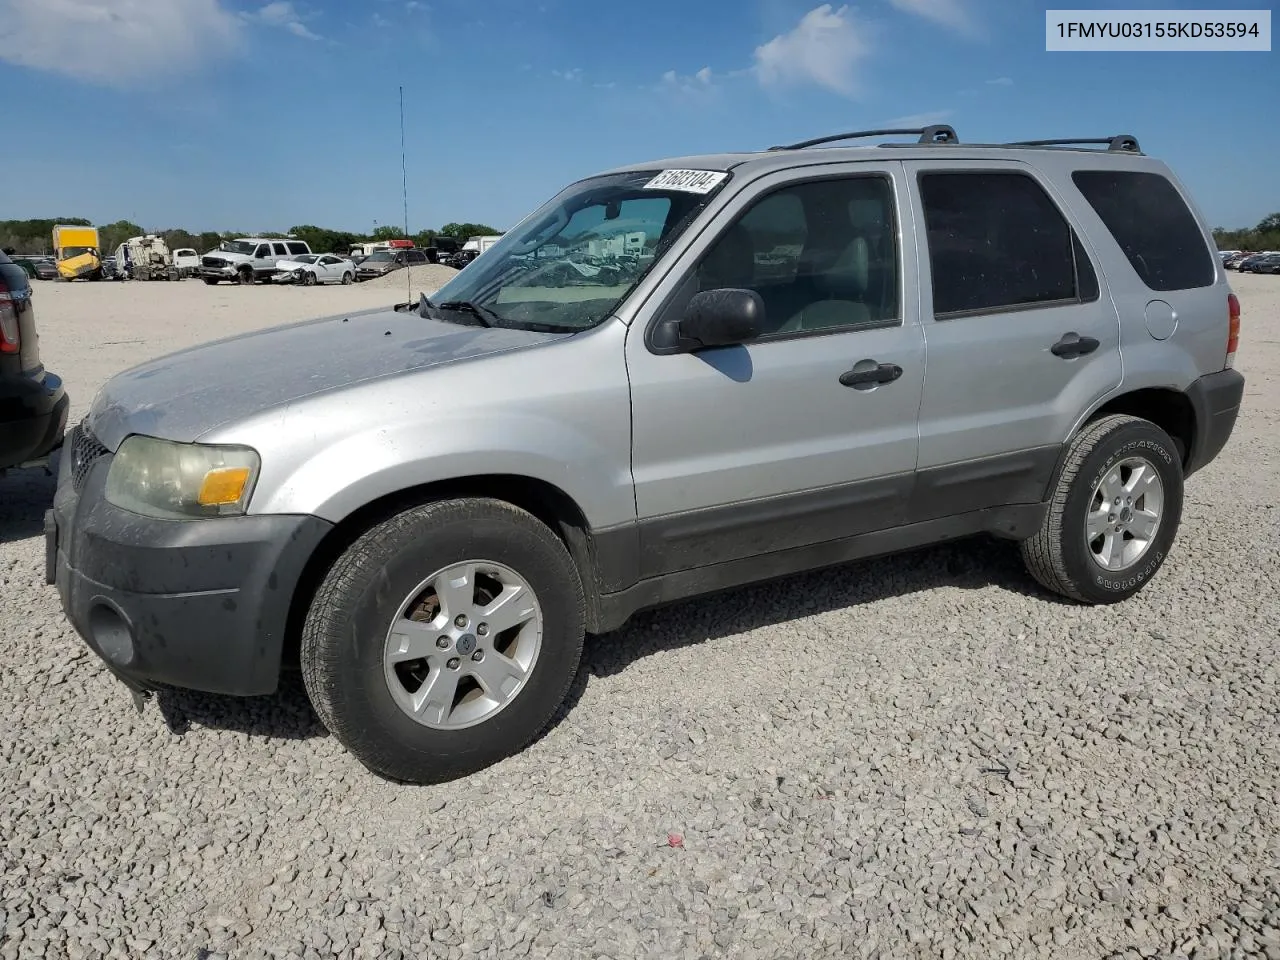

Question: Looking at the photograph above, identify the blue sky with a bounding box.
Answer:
[1,0,1275,234]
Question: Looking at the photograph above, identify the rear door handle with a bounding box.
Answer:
[1051,332,1100,359]
[840,361,903,389]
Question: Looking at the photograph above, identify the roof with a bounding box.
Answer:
[596,128,1158,181]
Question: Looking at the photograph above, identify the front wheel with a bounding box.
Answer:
[303,270,316,286]
[237,268,254,285]
[1021,414,1184,604]
[301,498,586,784]
[342,272,354,285]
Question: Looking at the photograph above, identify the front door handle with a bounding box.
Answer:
[840,361,903,389]
[1051,332,1100,359]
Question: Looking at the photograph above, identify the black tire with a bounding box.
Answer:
[342,272,353,285]
[237,267,254,285]
[300,498,586,783]
[303,270,316,287]
[203,278,219,285]
[1020,414,1184,604]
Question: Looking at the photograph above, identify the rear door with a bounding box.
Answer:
[903,160,1122,518]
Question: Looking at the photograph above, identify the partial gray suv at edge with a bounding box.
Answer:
[47,126,1246,783]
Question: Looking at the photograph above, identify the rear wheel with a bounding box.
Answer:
[301,498,586,783]
[1021,414,1183,604]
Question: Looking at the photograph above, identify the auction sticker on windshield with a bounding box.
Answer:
[645,170,728,194]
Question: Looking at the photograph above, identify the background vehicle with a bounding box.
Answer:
[354,248,429,281]
[47,127,1246,785]
[0,249,68,472]
[1223,252,1250,270]
[200,238,312,285]
[1243,252,1280,274]
[271,254,356,286]
[172,248,199,278]
[52,225,102,281]
[114,236,180,281]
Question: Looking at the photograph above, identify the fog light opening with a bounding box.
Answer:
[88,602,136,667]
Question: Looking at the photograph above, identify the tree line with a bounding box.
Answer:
[0,219,502,257]
[1212,213,1280,252]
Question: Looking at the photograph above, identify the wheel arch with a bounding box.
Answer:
[281,473,615,668]
[1043,387,1197,503]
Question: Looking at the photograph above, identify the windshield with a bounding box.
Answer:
[219,241,256,255]
[290,254,319,263]
[61,246,95,258]
[427,168,730,331]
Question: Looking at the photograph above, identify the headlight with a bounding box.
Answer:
[105,435,261,520]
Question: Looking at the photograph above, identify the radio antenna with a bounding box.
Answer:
[400,84,411,304]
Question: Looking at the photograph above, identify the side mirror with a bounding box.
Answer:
[676,288,764,350]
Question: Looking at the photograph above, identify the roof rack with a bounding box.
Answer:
[1006,135,1142,154]
[769,124,959,151]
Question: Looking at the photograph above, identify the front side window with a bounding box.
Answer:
[254,245,270,258]
[426,168,729,332]
[1072,170,1214,291]
[690,175,900,336]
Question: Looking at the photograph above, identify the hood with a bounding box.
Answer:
[87,307,568,449]
[275,259,312,271]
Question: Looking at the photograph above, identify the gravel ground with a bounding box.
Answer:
[2,275,1278,960]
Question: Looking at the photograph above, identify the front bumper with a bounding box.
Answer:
[0,371,69,470]
[1184,367,1245,477]
[48,425,333,696]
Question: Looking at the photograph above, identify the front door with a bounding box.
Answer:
[903,160,1123,517]
[626,164,926,577]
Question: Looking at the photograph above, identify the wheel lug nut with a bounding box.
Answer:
[477,623,489,637]
[471,650,484,662]
[1114,497,1121,505]
[454,615,468,628]
[1108,514,1115,521]
[447,657,461,670]
[436,636,450,649]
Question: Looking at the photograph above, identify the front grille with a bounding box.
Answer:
[202,256,227,268]
[69,423,109,492]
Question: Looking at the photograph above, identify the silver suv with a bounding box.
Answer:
[47,127,1245,783]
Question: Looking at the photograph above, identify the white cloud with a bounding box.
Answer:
[552,68,583,81]
[883,109,953,127]
[986,76,1013,86]
[0,0,241,87]
[659,66,718,102]
[753,4,871,97]
[890,0,976,36]
[246,1,320,40]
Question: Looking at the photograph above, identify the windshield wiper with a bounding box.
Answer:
[437,299,503,328]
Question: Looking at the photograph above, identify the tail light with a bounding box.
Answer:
[1226,292,1241,369]
[0,274,19,355]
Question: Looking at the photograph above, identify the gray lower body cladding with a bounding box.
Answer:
[49,431,332,696]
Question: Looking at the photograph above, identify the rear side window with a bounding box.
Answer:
[286,242,309,255]
[920,171,1096,317]
[272,242,289,256]
[1072,170,1214,291]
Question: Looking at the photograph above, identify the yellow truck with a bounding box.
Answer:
[52,225,103,281]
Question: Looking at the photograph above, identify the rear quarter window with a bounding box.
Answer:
[286,242,309,255]
[1071,170,1215,291]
